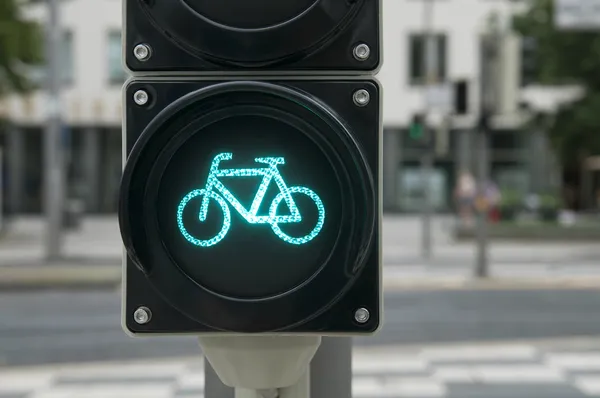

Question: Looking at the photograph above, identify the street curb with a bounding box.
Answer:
[0,265,122,290]
[382,276,600,291]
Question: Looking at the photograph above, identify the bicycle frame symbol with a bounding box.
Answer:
[177,152,326,247]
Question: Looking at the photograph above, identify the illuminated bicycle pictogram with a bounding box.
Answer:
[177,152,326,247]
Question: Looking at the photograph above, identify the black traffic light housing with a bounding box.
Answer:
[120,79,381,334]
[124,0,381,73]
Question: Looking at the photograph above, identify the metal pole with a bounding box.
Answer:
[421,0,436,259]
[235,373,308,398]
[44,0,65,261]
[309,337,352,398]
[474,25,499,278]
[474,127,490,278]
[205,359,235,398]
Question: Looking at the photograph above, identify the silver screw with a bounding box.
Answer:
[134,43,152,61]
[353,89,370,107]
[353,43,371,61]
[134,307,152,324]
[133,90,149,106]
[354,308,370,324]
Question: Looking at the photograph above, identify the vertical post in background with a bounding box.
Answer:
[474,19,499,278]
[7,124,24,216]
[44,0,65,261]
[82,128,101,213]
[421,0,437,259]
[310,337,352,398]
[475,126,490,278]
[383,130,400,211]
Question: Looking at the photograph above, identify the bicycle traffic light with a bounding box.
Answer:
[119,1,382,335]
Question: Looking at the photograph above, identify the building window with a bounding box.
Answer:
[108,31,127,85]
[408,33,447,85]
[60,31,74,84]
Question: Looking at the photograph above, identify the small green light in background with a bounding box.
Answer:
[410,113,425,140]
[409,123,423,139]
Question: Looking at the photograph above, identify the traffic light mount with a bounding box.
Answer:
[198,335,321,393]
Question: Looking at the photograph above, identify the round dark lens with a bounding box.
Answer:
[157,114,343,299]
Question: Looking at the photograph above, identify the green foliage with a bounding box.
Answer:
[0,0,43,95]
[539,193,562,209]
[513,0,600,164]
[499,190,523,208]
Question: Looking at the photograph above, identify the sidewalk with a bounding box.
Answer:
[0,216,598,290]
[0,217,121,289]
[0,217,122,265]
[382,215,600,265]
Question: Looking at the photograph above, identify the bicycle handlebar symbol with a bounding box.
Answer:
[177,152,326,247]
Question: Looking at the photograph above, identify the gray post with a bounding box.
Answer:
[7,124,24,216]
[383,129,400,210]
[421,0,437,259]
[310,337,352,398]
[82,127,101,213]
[44,0,65,261]
[456,129,473,174]
[475,130,490,278]
[204,359,235,398]
[474,22,500,278]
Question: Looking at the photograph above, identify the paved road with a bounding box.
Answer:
[2,288,600,367]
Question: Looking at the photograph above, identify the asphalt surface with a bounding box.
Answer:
[1,288,600,367]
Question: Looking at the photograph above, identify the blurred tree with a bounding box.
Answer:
[513,0,600,166]
[0,0,43,95]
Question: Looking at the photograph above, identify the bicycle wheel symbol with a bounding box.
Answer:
[177,189,231,247]
[269,186,325,245]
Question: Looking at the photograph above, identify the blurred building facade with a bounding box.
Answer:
[0,0,568,214]
[1,0,123,214]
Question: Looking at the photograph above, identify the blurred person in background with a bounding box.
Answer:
[454,170,476,227]
[484,179,501,223]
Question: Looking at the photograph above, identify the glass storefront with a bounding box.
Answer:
[398,167,449,212]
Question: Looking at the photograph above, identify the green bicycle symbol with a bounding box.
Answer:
[177,152,326,247]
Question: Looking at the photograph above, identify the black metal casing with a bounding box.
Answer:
[124,0,381,72]
[121,79,381,335]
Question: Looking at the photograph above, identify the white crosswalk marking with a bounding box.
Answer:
[353,377,446,397]
[431,367,477,382]
[420,345,538,361]
[30,386,176,398]
[54,361,190,378]
[430,365,565,384]
[573,376,600,396]
[177,372,205,389]
[353,355,428,373]
[475,365,565,383]
[0,371,54,393]
[547,353,600,370]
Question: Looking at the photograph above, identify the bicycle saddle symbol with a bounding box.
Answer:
[177,152,326,247]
